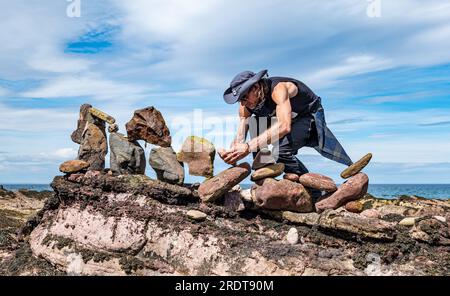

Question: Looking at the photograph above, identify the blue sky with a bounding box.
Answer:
[0,0,449,184]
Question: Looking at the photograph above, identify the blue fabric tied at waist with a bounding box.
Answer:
[311,97,353,166]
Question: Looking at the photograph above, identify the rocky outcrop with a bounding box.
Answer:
[0,187,60,275]
[109,132,146,175]
[125,107,171,147]
[19,173,450,276]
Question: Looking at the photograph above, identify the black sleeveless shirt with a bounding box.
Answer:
[246,77,320,117]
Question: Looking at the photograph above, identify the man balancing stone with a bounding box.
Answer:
[219,70,371,206]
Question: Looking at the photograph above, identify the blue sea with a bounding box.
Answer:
[241,184,450,200]
[2,184,450,200]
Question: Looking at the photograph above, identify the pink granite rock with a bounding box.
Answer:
[198,163,251,203]
[299,173,337,192]
[315,173,369,213]
[283,173,300,183]
[253,179,313,213]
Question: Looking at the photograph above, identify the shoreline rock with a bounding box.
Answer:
[1,176,449,276]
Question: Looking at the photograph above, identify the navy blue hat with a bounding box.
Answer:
[223,69,268,104]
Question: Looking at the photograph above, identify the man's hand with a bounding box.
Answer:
[219,143,250,165]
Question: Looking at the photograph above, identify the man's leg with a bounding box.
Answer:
[248,115,310,174]
[272,116,322,200]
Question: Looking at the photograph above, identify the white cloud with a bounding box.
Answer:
[21,74,151,101]
[0,103,77,132]
[28,46,94,73]
[307,55,391,88]
[52,148,78,159]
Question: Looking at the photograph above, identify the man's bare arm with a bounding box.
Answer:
[247,83,292,151]
[232,103,251,146]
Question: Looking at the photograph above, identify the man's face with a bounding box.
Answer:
[240,84,260,109]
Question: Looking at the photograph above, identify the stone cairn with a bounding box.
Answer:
[60,103,373,218]
[30,104,446,276]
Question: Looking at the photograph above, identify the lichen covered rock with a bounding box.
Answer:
[177,136,216,178]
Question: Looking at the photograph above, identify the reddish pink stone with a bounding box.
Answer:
[315,173,369,213]
[253,179,313,213]
[299,173,337,192]
[283,173,300,183]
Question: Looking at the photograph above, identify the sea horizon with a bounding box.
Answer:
[2,183,450,200]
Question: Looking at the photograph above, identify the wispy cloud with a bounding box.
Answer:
[21,74,151,101]
[419,121,450,127]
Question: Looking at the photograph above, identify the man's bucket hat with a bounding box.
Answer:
[223,69,268,104]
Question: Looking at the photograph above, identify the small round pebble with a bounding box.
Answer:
[187,210,207,221]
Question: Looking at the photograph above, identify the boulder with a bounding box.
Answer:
[299,173,337,192]
[252,148,276,170]
[78,122,108,171]
[109,133,146,175]
[59,160,90,174]
[251,163,285,181]
[253,178,313,213]
[125,107,171,147]
[341,153,372,179]
[149,147,184,185]
[177,136,216,178]
[198,163,251,203]
[315,173,369,213]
